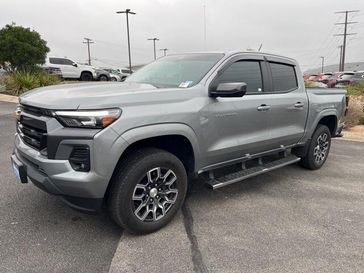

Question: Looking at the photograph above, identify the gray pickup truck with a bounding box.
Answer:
[11,52,347,234]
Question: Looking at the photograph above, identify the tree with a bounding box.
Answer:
[0,23,49,70]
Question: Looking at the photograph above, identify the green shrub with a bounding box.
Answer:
[37,71,61,86]
[5,70,61,96]
[347,80,364,96]
[359,112,364,125]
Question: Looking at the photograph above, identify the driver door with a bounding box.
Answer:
[202,56,275,166]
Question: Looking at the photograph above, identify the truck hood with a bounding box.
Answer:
[19,82,162,110]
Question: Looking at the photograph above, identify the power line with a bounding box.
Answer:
[334,10,360,71]
[83,38,94,65]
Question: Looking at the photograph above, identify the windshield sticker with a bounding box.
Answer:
[179,81,193,88]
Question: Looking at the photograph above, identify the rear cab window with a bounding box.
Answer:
[269,62,298,92]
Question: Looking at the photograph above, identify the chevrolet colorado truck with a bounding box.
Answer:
[11,52,347,234]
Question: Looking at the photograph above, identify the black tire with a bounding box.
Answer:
[110,77,117,82]
[108,148,188,234]
[80,72,93,81]
[99,75,108,81]
[300,125,331,170]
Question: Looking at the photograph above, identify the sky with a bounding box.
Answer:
[0,0,363,71]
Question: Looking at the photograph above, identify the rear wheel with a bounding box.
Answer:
[300,125,331,170]
[99,75,108,81]
[108,148,187,234]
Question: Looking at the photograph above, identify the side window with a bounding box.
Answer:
[49,58,62,65]
[269,62,298,92]
[218,61,263,93]
[63,59,74,66]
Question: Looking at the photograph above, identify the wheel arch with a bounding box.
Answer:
[308,110,338,138]
[120,124,200,173]
[104,124,200,200]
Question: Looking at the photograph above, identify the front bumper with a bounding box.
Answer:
[12,117,128,213]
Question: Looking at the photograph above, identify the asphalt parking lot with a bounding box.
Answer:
[1,101,363,273]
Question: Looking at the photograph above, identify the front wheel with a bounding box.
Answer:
[300,125,331,170]
[108,148,187,234]
[80,72,93,81]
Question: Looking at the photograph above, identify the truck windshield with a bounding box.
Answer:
[125,53,224,88]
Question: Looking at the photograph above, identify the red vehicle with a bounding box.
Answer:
[326,72,344,88]
[317,72,333,83]
[307,74,318,81]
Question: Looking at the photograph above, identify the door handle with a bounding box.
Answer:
[294,102,304,108]
[257,104,271,111]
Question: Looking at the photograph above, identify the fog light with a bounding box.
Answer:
[69,145,90,172]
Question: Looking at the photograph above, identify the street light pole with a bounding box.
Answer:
[320,56,325,73]
[160,48,168,56]
[148,38,159,60]
[116,9,136,73]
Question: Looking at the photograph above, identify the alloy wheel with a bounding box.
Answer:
[132,167,178,222]
[313,133,329,164]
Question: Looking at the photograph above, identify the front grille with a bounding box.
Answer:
[21,104,53,117]
[17,116,47,151]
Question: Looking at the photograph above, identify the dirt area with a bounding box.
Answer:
[342,125,364,142]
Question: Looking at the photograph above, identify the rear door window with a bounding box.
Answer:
[269,62,298,92]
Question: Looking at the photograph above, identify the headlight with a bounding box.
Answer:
[54,108,121,128]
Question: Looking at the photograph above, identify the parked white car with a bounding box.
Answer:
[116,67,133,80]
[103,69,123,81]
[45,57,97,81]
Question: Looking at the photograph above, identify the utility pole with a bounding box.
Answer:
[148,38,159,60]
[334,10,359,71]
[116,9,136,73]
[320,56,325,73]
[203,4,207,50]
[338,45,343,71]
[83,38,94,65]
[160,48,168,56]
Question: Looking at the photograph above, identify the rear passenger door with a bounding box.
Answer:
[264,58,308,147]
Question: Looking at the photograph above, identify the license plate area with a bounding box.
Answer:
[11,155,28,184]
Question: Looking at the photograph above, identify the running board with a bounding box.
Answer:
[206,155,300,190]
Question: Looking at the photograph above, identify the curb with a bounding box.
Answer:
[0,94,18,103]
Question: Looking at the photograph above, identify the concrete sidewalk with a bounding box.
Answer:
[0,93,18,103]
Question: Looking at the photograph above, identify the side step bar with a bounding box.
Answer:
[206,155,300,190]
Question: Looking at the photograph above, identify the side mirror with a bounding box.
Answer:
[72,62,78,67]
[209,82,247,98]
